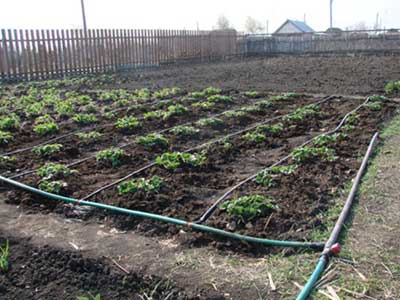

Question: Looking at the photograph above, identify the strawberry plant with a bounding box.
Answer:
[313,133,347,147]
[37,162,73,180]
[342,124,355,132]
[75,131,102,141]
[256,123,283,135]
[270,92,300,102]
[256,100,272,109]
[81,104,99,114]
[203,87,221,96]
[38,180,65,194]
[25,102,46,117]
[220,195,276,221]
[0,155,16,168]
[33,122,59,136]
[155,152,206,170]
[283,104,319,123]
[99,90,119,102]
[72,114,98,125]
[143,110,164,119]
[96,147,127,167]
[346,113,359,125]
[170,125,199,136]
[138,133,168,149]
[114,99,130,108]
[223,110,247,118]
[134,88,151,101]
[242,132,266,143]
[153,87,181,99]
[0,114,20,131]
[0,240,9,272]
[244,91,259,98]
[163,104,188,120]
[55,101,75,116]
[77,293,101,300]
[192,101,215,109]
[256,164,297,187]
[384,81,400,94]
[241,105,262,113]
[32,144,63,157]
[207,95,233,103]
[155,99,174,109]
[115,116,141,130]
[117,176,164,195]
[370,95,387,102]
[0,130,13,145]
[195,117,223,127]
[292,146,336,163]
[365,102,382,111]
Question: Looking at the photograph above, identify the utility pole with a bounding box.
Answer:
[80,0,88,31]
[330,0,334,28]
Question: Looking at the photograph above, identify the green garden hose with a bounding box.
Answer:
[0,174,324,249]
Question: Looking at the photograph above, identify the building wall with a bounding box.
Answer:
[276,22,302,34]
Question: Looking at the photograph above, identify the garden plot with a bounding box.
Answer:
[0,77,397,255]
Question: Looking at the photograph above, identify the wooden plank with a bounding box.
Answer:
[112,29,117,71]
[45,29,54,78]
[0,29,10,81]
[59,30,66,76]
[36,29,44,79]
[92,29,99,73]
[20,29,29,80]
[56,29,64,78]
[99,29,106,72]
[40,29,49,79]
[65,29,75,75]
[30,30,39,79]
[81,29,89,74]
[87,29,94,73]
[127,29,133,67]
[51,29,59,77]
[135,29,140,66]
[23,30,33,80]
[13,29,22,80]
[7,30,17,79]
[156,29,162,65]
[75,29,82,75]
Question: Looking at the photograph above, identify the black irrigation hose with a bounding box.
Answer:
[7,99,262,180]
[297,131,379,300]
[0,92,205,157]
[80,95,335,201]
[195,97,371,224]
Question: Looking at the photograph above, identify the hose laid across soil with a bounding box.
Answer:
[7,95,276,179]
[296,131,379,300]
[0,174,324,249]
[80,96,335,200]
[196,97,371,223]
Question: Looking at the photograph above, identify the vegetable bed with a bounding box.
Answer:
[0,77,398,254]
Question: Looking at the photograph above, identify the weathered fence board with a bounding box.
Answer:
[1,28,399,82]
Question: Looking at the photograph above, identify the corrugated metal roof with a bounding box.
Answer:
[274,19,315,34]
[289,20,315,33]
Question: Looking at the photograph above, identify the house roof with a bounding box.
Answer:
[274,19,315,34]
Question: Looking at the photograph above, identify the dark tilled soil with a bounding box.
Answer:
[114,55,400,95]
[0,233,199,300]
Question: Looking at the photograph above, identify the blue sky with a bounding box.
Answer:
[0,0,398,32]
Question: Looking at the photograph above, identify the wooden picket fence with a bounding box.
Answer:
[0,29,239,81]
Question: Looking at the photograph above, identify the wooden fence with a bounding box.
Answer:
[0,29,238,81]
[1,28,400,82]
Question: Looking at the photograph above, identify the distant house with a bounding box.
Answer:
[274,19,315,35]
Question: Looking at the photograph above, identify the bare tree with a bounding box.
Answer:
[216,15,231,30]
[348,21,370,31]
[244,16,264,34]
